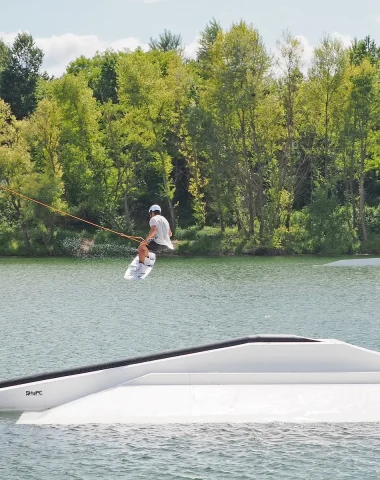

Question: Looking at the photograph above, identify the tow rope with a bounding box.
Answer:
[0,184,142,243]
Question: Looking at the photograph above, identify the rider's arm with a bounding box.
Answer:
[143,225,157,244]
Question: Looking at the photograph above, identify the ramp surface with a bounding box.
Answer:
[325,258,380,267]
[18,383,380,425]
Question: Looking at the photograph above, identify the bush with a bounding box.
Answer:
[366,205,380,234]
[86,243,135,258]
[54,229,87,256]
[176,226,229,254]
[176,227,255,255]
[359,233,380,254]
[305,186,359,254]
[272,225,310,254]
[0,224,28,256]
[54,228,137,257]
[174,226,200,241]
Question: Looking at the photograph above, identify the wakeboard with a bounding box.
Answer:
[124,253,156,281]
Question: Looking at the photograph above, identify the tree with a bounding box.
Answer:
[181,104,209,227]
[350,36,380,66]
[118,50,190,231]
[0,99,34,249]
[52,74,108,217]
[206,21,272,236]
[101,101,141,231]
[24,98,67,252]
[0,32,43,119]
[344,59,380,241]
[0,39,10,73]
[275,31,304,228]
[67,50,119,104]
[302,36,347,187]
[197,18,222,78]
[149,30,183,53]
[96,51,119,103]
[27,98,62,176]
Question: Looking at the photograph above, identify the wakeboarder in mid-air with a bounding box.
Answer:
[125,204,174,280]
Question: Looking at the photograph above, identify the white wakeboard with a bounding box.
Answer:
[124,253,156,281]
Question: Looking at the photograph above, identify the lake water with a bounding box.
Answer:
[1,256,380,479]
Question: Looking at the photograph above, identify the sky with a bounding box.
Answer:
[1,0,380,76]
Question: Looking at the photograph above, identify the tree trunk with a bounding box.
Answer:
[167,196,176,234]
[240,110,254,235]
[236,209,242,233]
[124,192,132,232]
[159,151,176,233]
[349,176,357,230]
[247,181,255,236]
[22,225,32,253]
[359,140,368,242]
[324,97,329,179]
[217,196,225,233]
[255,166,264,240]
[285,211,291,231]
[359,173,367,242]
[48,223,54,256]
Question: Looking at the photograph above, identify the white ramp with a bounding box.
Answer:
[325,258,380,267]
[18,383,380,425]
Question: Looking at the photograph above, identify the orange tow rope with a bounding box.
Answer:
[0,184,142,243]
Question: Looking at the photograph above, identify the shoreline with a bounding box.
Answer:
[1,228,379,258]
[0,252,378,260]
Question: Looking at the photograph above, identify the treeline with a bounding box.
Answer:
[0,23,379,256]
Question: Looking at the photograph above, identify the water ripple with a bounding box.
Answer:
[1,257,380,478]
[2,422,380,479]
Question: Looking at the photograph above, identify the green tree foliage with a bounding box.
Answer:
[275,32,304,224]
[67,50,119,103]
[350,36,380,66]
[0,100,34,250]
[1,25,380,256]
[117,50,190,231]
[0,39,10,74]
[52,74,108,214]
[197,19,222,78]
[101,100,141,231]
[0,32,43,119]
[25,99,67,252]
[304,36,347,183]
[344,59,380,241]
[149,30,183,53]
[204,22,274,236]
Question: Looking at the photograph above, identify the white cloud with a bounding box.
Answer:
[272,34,314,77]
[331,32,352,48]
[0,31,150,76]
[272,32,352,78]
[1,31,352,79]
[38,34,150,76]
[0,31,18,44]
[295,35,314,73]
[375,15,380,24]
[184,36,200,59]
[0,31,201,77]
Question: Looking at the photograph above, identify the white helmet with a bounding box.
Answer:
[149,204,161,213]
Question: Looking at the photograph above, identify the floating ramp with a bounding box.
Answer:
[2,336,380,424]
[325,258,380,267]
